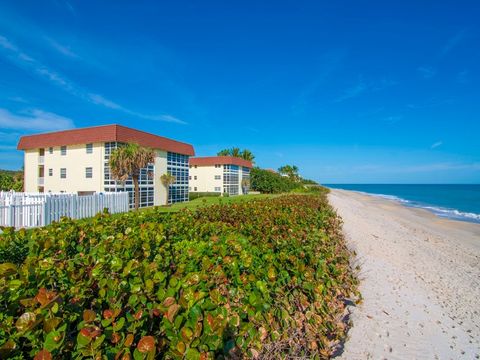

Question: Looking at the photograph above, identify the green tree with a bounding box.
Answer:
[278,165,300,181]
[240,149,255,162]
[241,177,250,194]
[0,173,15,191]
[217,148,255,163]
[109,143,155,210]
[250,168,299,194]
[217,149,230,156]
[160,173,176,205]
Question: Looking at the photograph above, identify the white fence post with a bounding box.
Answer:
[0,192,129,229]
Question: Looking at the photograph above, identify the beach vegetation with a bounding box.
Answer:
[0,193,357,359]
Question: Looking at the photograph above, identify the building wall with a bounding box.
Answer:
[24,150,38,192]
[189,165,223,193]
[44,143,104,193]
[24,143,104,193]
[153,150,168,206]
[23,143,189,207]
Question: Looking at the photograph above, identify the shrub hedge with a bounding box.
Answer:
[0,194,357,359]
[250,168,299,194]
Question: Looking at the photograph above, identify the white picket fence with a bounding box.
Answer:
[0,191,130,229]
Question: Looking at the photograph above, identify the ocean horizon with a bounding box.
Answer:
[325,184,480,224]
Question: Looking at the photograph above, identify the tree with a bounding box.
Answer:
[250,168,299,194]
[217,149,230,156]
[278,165,300,181]
[160,173,176,205]
[0,173,15,191]
[241,177,250,194]
[109,143,155,210]
[217,148,255,163]
[230,147,241,157]
[240,149,255,162]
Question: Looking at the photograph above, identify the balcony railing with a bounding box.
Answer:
[38,177,44,186]
[38,156,45,165]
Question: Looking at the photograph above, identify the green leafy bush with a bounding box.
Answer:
[0,194,357,359]
[250,168,299,194]
[0,228,30,265]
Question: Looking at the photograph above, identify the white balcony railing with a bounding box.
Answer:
[38,177,44,186]
[38,156,45,165]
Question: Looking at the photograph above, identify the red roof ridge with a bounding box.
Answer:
[17,124,195,156]
[190,156,253,168]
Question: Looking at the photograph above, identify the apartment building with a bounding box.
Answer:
[189,156,253,196]
[17,124,194,207]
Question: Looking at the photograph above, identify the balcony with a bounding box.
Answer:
[38,156,45,165]
[38,177,44,186]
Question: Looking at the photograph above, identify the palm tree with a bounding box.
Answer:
[109,143,155,210]
[230,147,241,157]
[217,148,255,163]
[240,149,255,163]
[217,149,230,156]
[278,165,300,181]
[160,173,176,205]
[241,177,250,194]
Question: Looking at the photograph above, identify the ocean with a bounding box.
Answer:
[325,184,480,224]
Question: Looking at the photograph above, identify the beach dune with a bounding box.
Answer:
[329,189,480,359]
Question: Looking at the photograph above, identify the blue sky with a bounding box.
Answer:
[0,1,479,183]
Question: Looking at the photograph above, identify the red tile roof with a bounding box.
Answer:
[189,156,253,168]
[17,124,195,155]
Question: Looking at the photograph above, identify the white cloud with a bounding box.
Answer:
[0,34,186,125]
[457,70,469,84]
[383,115,403,124]
[417,66,436,79]
[335,76,397,103]
[431,141,443,149]
[45,37,79,58]
[0,108,75,131]
[7,96,29,103]
[335,81,367,102]
[441,29,467,57]
[0,35,16,50]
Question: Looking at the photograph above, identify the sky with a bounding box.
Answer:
[0,0,479,183]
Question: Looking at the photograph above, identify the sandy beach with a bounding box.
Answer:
[329,189,480,360]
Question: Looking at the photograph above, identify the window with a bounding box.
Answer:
[61,146,67,155]
[86,143,93,154]
[48,168,53,177]
[167,152,190,204]
[189,176,192,180]
[223,164,239,195]
[215,164,222,168]
[194,176,197,180]
[85,167,93,178]
[214,175,221,180]
[194,187,197,191]
[49,147,53,154]
[60,168,66,179]
[215,187,221,192]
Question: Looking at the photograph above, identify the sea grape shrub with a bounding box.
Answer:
[0,194,358,359]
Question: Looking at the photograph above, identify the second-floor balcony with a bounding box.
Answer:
[38,155,45,165]
[38,177,44,186]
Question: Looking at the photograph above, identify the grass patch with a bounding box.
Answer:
[152,193,280,213]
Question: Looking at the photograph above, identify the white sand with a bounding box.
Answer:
[329,190,480,360]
